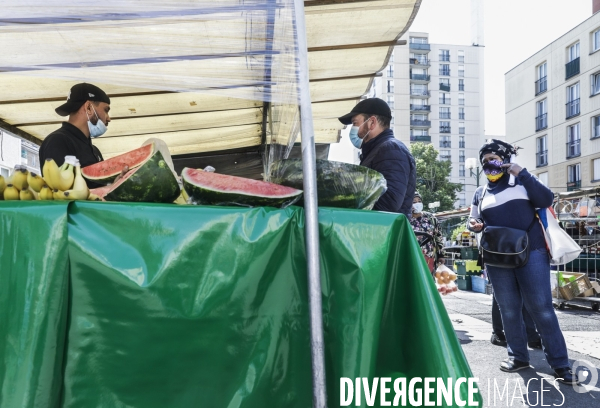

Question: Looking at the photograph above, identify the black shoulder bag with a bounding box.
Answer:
[478,189,537,269]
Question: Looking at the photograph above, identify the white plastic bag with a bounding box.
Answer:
[538,208,582,265]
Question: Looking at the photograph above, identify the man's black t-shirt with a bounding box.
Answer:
[39,122,104,188]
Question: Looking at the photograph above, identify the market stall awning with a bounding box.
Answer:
[0,0,420,169]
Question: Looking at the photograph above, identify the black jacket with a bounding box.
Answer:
[360,129,416,216]
[39,122,104,188]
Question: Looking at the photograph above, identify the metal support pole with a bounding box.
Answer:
[292,0,327,406]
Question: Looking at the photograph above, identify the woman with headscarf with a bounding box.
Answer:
[410,191,445,275]
[467,139,577,385]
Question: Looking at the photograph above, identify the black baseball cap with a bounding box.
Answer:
[55,83,111,116]
[338,98,392,125]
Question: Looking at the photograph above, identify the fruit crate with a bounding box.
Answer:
[556,273,593,301]
[453,261,467,276]
[456,275,472,291]
[471,276,488,294]
[460,247,479,261]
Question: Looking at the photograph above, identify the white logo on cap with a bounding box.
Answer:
[67,91,71,100]
[89,93,95,98]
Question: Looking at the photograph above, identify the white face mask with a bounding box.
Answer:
[412,202,423,213]
[86,106,107,138]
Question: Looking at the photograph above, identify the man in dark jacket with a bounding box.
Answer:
[338,98,416,216]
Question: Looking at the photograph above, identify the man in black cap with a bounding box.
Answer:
[39,83,111,187]
[339,98,416,216]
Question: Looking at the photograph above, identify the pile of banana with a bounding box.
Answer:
[0,156,101,201]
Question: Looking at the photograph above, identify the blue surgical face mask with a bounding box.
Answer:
[87,106,107,138]
[348,119,370,149]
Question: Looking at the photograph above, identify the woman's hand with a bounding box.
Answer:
[501,162,523,176]
[469,218,483,232]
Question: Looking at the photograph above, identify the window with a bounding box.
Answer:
[411,114,427,122]
[458,65,464,77]
[439,135,451,148]
[459,179,465,191]
[411,84,428,96]
[21,148,27,159]
[458,79,464,91]
[593,115,600,139]
[569,43,580,62]
[440,49,450,62]
[411,129,428,137]
[458,50,464,63]
[536,63,547,95]
[440,121,450,133]
[410,37,428,44]
[389,52,394,63]
[459,164,465,177]
[387,95,394,109]
[440,64,450,76]
[536,99,547,131]
[440,78,450,92]
[439,107,451,119]
[566,83,580,118]
[459,193,466,207]
[567,163,581,190]
[567,123,581,158]
[410,53,428,65]
[0,167,9,179]
[593,158,600,181]
[439,150,451,161]
[594,30,600,52]
[537,135,548,167]
[459,122,465,134]
[439,93,451,105]
[387,64,394,77]
[387,80,394,93]
[458,93,465,105]
[459,136,465,148]
[538,172,548,186]
[459,150,465,162]
[591,72,600,96]
[459,107,465,119]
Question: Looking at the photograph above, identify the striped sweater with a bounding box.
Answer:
[468,168,554,250]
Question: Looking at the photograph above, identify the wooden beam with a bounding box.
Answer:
[0,118,42,145]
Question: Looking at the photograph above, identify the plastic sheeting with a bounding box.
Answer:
[0,201,481,407]
[0,0,419,175]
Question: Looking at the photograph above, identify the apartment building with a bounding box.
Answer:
[384,32,485,208]
[0,129,40,178]
[505,11,600,192]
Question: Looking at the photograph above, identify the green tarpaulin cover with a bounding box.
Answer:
[0,202,480,407]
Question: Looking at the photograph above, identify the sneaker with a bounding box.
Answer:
[500,358,531,373]
[554,367,579,385]
[491,333,507,347]
[528,340,543,349]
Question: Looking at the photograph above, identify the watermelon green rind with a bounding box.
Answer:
[105,150,180,203]
[82,144,154,185]
[181,168,302,208]
[270,159,387,210]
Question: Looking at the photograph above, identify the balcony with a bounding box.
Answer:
[439,54,450,62]
[409,58,430,67]
[410,104,430,112]
[409,42,431,51]
[439,113,451,119]
[459,155,465,163]
[410,90,430,98]
[459,169,465,177]
[458,84,464,91]
[439,154,451,161]
[566,99,580,119]
[410,74,430,82]
[410,119,431,127]
[566,140,581,158]
[440,126,451,133]
[536,150,548,167]
[439,98,451,105]
[567,180,581,191]
[536,113,547,131]
[565,57,580,80]
[439,141,452,148]
[459,113,465,119]
[459,141,465,148]
[439,83,450,92]
[535,76,547,95]
[439,69,451,76]
[410,135,431,143]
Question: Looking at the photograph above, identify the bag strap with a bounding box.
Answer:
[480,187,537,232]
[360,139,389,168]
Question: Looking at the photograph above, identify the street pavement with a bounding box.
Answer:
[441,290,600,408]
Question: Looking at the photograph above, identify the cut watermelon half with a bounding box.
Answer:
[181,167,302,208]
[82,144,154,185]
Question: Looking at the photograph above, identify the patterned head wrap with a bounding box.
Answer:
[478,139,517,164]
[414,191,421,200]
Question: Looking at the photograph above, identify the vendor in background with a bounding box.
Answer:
[39,83,111,188]
[409,191,445,274]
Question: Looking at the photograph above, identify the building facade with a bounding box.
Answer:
[0,129,40,178]
[505,12,600,192]
[383,32,485,208]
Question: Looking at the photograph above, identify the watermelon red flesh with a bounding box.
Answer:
[82,144,154,184]
[182,167,302,208]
